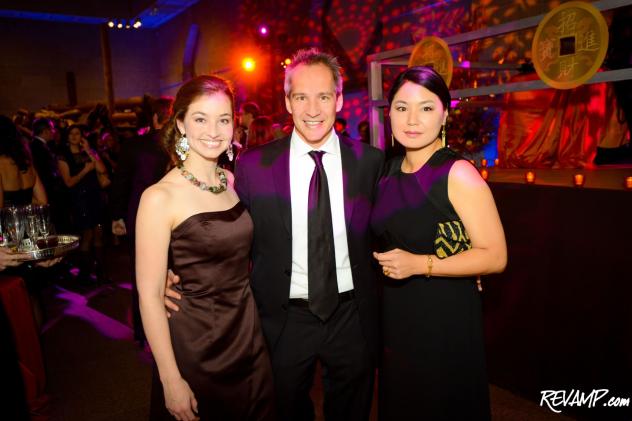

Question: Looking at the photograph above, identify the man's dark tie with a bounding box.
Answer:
[307,151,339,321]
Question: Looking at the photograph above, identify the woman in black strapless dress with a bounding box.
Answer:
[0,116,47,208]
[371,67,507,420]
[136,76,274,421]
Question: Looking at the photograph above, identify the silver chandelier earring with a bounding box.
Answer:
[226,141,234,162]
[175,134,189,161]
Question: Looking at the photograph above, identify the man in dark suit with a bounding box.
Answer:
[167,49,383,420]
[30,118,58,196]
[30,118,68,231]
[240,101,261,136]
[111,97,173,344]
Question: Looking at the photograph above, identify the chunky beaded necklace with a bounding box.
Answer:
[178,164,228,194]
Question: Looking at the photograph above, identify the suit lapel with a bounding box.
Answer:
[270,138,292,236]
[339,136,357,227]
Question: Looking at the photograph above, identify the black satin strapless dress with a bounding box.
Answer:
[150,202,275,420]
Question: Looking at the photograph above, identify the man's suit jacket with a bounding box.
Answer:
[235,135,384,359]
[110,130,170,236]
[29,138,60,199]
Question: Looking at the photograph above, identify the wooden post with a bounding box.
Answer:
[100,24,115,115]
[66,71,77,106]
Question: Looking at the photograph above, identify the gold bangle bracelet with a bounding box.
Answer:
[426,255,433,278]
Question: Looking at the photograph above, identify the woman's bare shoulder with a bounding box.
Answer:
[449,159,486,188]
[140,171,182,206]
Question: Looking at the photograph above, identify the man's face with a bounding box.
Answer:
[241,112,253,128]
[285,63,343,148]
[41,124,55,141]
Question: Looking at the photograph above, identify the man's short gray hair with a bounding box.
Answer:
[284,48,343,97]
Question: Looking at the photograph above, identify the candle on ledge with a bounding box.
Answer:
[573,173,585,187]
[494,158,500,166]
[525,171,536,184]
[481,158,488,167]
[625,176,632,190]
[480,168,489,181]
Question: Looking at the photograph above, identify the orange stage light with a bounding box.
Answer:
[242,57,256,72]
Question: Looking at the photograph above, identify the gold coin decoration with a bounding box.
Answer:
[408,36,453,87]
[532,1,608,90]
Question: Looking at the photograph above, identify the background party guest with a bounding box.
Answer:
[0,116,47,207]
[246,116,274,148]
[58,124,109,283]
[111,96,173,346]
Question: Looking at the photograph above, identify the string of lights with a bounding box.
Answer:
[106,17,142,29]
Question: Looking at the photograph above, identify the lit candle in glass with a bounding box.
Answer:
[481,158,488,167]
[480,168,489,181]
[525,171,536,184]
[625,176,632,190]
[494,158,500,166]
[573,174,585,187]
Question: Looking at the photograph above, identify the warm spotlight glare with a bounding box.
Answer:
[259,25,268,36]
[133,18,142,28]
[107,20,114,28]
[242,58,256,72]
[117,21,123,29]
[284,58,291,65]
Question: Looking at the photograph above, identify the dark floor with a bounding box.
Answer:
[37,239,575,421]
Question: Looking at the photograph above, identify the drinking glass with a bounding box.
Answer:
[5,206,25,251]
[35,204,52,239]
[26,214,39,249]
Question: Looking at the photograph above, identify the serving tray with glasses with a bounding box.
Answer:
[1,204,79,262]
[13,234,80,262]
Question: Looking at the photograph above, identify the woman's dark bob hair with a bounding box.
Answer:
[387,66,451,112]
